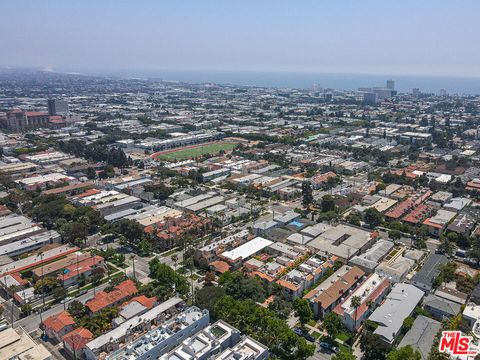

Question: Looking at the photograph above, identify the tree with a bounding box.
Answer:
[402,316,414,333]
[86,167,96,179]
[333,349,356,360]
[68,300,87,319]
[147,258,189,300]
[351,295,362,330]
[302,182,313,207]
[21,304,32,316]
[469,236,480,265]
[204,271,216,286]
[322,312,343,341]
[219,271,267,302]
[438,237,454,256]
[269,296,293,319]
[52,286,68,301]
[346,213,361,226]
[213,295,315,360]
[360,330,388,360]
[194,286,226,314]
[294,298,313,326]
[321,195,336,213]
[364,208,384,229]
[386,346,421,360]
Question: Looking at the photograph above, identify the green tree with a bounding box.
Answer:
[333,349,356,360]
[387,346,421,360]
[402,316,415,333]
[364,208,384,229]
[194,286,226,314]
[469,236,480,265]
[322,312,343,341]
[302,182,314,207]
[294,298,313,326]
[321,195,336,213]
[269,296,293,319]
[68,300,87,319]
[438,237,454,256]
[360,330,388,360]
[351,295,362,330]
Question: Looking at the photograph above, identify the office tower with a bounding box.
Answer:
[439,89,447,97]
[47,99,69,116]
[386,80,395,90]
[412,88,421,97]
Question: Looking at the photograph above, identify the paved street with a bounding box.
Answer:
[15,282,109,333]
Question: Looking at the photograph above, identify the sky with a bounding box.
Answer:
[1,0,479,78]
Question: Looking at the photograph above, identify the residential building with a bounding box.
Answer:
[85,279,138,313]
[410,254,449,292]
[305,265,365,318]
[423,294,461,320]
[397,315,442,360]
[333,273,390,331]
[368,283,424,345]
[42,311,76,343]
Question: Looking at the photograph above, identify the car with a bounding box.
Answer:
[319,342,339,353]
[293,327,315,342]
[76,289,88,297]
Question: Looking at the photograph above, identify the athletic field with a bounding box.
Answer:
[153,142,237,161]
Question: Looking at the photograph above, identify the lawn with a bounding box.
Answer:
[155,142,237,161]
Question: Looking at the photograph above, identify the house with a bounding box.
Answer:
[410,254,449,292]
[86,279,138,314]
[397,315,442,360]
[42,311,76,343]
[368,283,424,345]
[63,327,94,359]
[423,294,461,320]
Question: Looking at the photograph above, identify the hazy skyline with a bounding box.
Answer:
[1,1,479,78]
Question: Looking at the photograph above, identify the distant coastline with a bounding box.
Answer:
[75,68,480,95]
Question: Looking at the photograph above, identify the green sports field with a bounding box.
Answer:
[155,142,237,161]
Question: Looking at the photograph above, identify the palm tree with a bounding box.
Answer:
[351,295,362,331]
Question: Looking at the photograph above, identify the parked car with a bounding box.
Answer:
[319,341,339,353]
[293,327,315,342]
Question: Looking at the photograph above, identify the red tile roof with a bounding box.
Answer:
[58,255,104,281]
[209,260,230,274]
[43,311,75,333]
[63,327,93,350]
[86,280,137,313]
[122,295,157,310]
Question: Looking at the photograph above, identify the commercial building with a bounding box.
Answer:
[0,327,52,360]
[220,236,273,268]
[308,224,378,261]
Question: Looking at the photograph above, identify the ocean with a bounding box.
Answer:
[82,69,480,95]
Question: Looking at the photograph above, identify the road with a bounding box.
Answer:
[15,282,110,333]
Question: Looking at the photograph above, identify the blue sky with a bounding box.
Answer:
[1,0,479,77]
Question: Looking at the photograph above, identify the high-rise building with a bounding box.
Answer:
[439,89,447,97]
[412,88,421,97]
[47,99,69,116]
[386,79,395,90]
